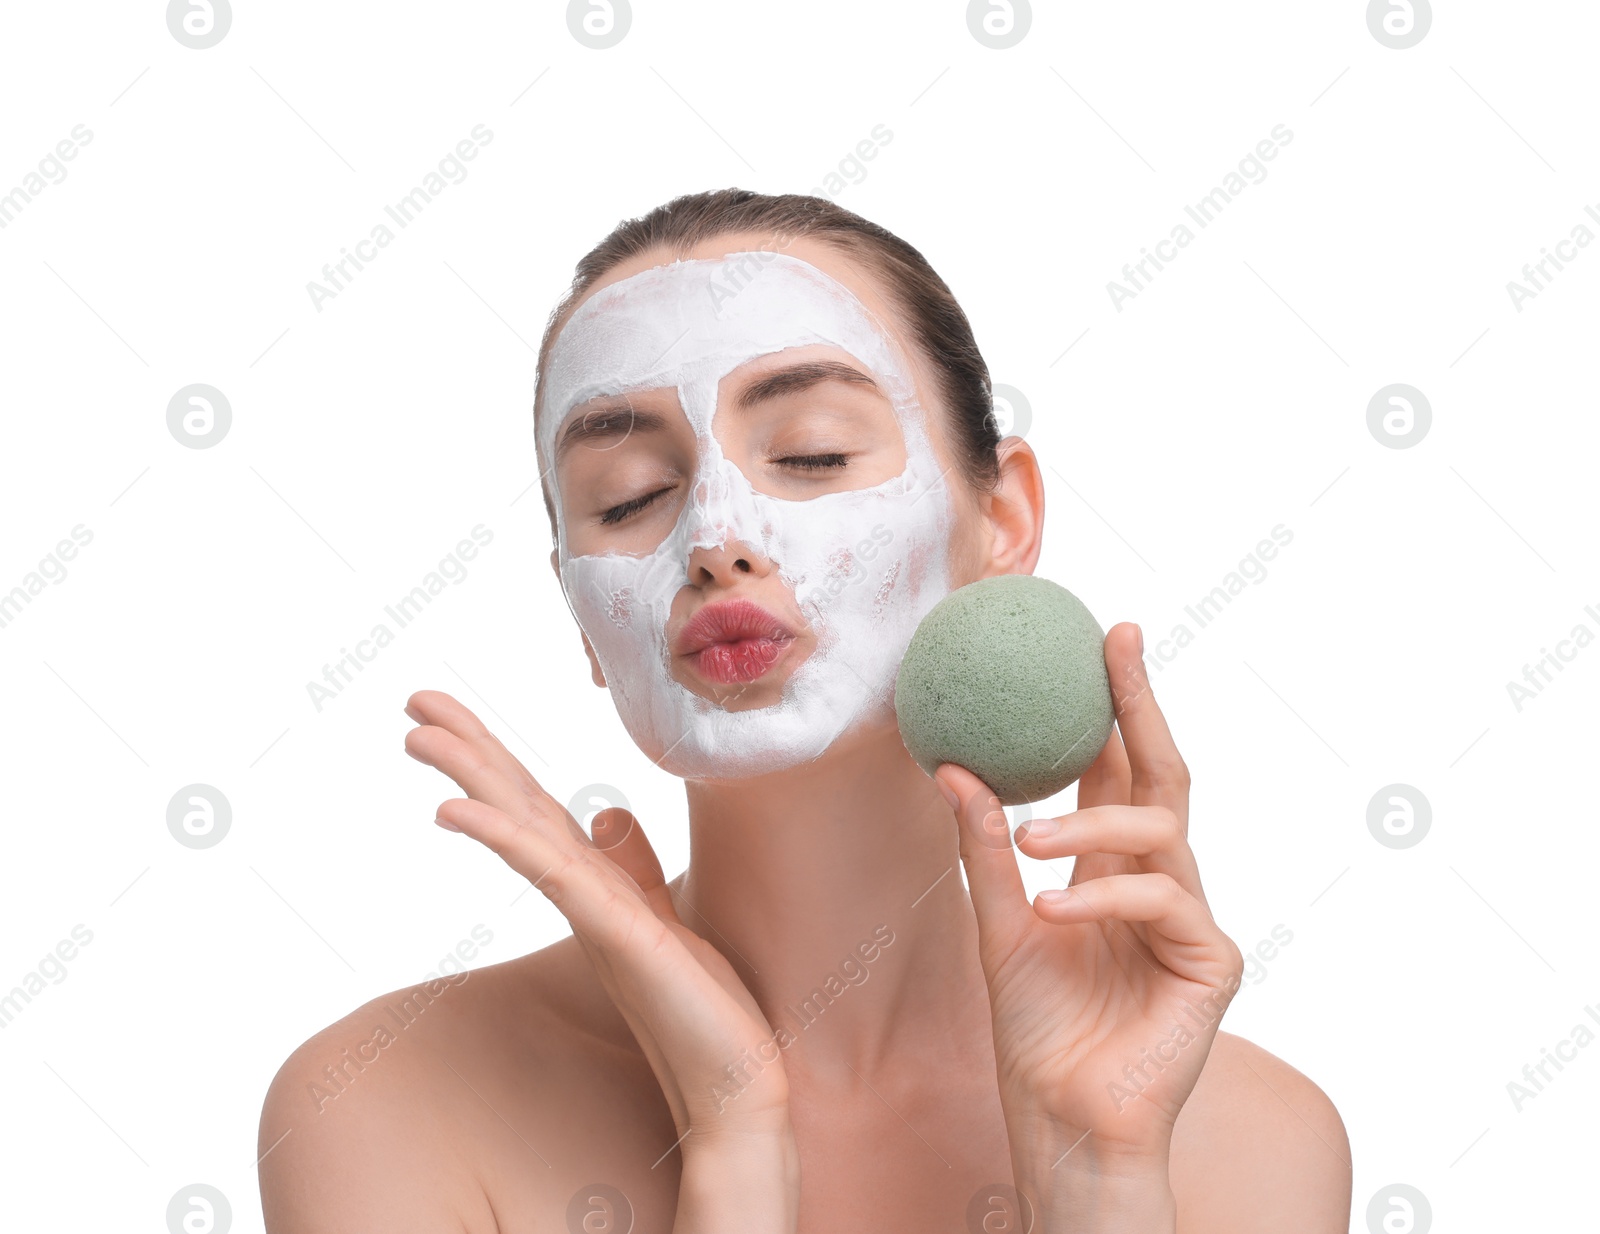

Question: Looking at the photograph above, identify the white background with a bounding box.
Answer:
[1,1,1595,1230]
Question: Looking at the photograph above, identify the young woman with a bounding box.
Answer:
[259,190,1351,1233]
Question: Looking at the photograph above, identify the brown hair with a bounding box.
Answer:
[532,188,1002,532]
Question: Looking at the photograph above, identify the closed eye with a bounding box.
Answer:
[599,455,849,525]
[775,452,849,470]
[599,485,672,526]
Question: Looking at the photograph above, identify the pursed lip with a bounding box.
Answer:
[672,597,798,657]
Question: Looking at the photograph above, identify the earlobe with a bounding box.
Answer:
[581,631,607,688]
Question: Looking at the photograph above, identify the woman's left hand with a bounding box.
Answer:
[935,621,1244,1225]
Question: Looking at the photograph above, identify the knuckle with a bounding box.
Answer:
[1222,935,1246,982]
[535,847,583,907]
[1154,872,1186,904]
[518,774,547,807]
[1137,756,1189,793]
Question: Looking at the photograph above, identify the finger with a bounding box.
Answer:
[435,798,751,1100]
[406,689,549,807]
[1016,804,1204,902]
[1076,725,1131,811]
[588,808,683,928]
[435,797,658,953]
[408,722,552,831]
[1104,623,1190,833]
[934,763,1030,946]
[406,715,592,852]
[406,688,477,731]
[1034,872,1237,985]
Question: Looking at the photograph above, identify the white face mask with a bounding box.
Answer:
[539,250,958,780]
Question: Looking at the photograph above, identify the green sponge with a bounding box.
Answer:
[894,574,1116,805]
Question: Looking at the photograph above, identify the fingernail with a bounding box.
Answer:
[935,775,960,811]
[1038,888,1073,905]
[1018,816,1059,841]
[434,816,463,833]
[1135,623,1144,656]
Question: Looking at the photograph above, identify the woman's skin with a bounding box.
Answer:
[258,231,1352,1233]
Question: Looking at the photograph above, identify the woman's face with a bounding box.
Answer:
[537,232,984,780]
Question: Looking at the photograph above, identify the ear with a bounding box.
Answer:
[551,547,607,689]
[977,435,1045,577]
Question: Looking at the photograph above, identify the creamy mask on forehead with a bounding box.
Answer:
[541,251,957,779]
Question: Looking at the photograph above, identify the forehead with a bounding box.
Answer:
[579,232,902,332]
[537,237,925,461]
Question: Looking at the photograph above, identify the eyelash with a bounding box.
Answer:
[598,455,851,525]
[775,452,849,471]
[599,488,669,526]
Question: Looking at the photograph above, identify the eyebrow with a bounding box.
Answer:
[733,359,884,411]
[553,360,885,462]
[554,402,673,462]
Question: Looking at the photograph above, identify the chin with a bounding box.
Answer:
[661,714,908,788]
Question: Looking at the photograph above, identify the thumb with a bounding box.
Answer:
[589,808,682,928]
[934,763,1029,943]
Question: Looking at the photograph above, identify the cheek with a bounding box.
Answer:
[603,585,635,628]
[941,487,986,585]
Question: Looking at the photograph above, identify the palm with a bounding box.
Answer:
[937,623,1245,1162]
[403,690,791,1136]
[980,891,1217,1147]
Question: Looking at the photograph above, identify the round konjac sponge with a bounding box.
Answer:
[894,574,1116,805]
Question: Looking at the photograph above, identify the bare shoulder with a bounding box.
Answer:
[257,937,658,1233]
[1170,1030,1352,1234]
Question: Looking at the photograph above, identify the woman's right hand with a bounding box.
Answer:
[402,690,798,1189]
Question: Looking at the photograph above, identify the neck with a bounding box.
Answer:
[676,720,991,1086]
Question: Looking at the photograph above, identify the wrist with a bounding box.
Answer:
[676,1124,800,1234]
[1008,1117,1175,1234]
[1012,1161,1175,1234]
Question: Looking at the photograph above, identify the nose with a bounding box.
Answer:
[685,537,775,588]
